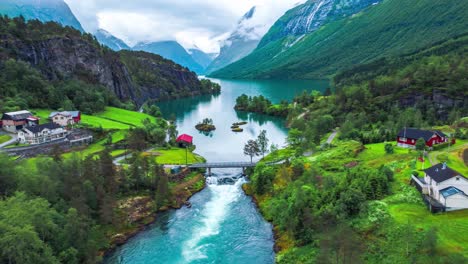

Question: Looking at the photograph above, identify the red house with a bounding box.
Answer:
[176,134,193,146]
[397,128,448,149]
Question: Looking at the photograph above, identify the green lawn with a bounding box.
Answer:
[32,107,155,130]
[31,109,51,120]
[149,148,204,165]
[360,141,468,257]
[110,130,128,144]
[429,140,468,176]
[0,135,12,144]
[110,149,127,157]
[389,203,468,256]
[97,107,156,127]
[81,115,131,130]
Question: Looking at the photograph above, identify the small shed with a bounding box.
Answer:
[176,134,193,147]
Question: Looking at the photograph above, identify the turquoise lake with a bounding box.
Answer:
[104,78,329,264]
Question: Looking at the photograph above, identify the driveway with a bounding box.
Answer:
[327,130,338,144]
[0,134,18,148]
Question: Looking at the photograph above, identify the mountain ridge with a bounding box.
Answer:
[211,0,468,79]
[205,6,265,74]
[94,29,130,51]
[133,41,205,74]
[0,17,218,107]
[0,0,84,31]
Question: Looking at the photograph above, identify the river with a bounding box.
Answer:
[104,78,329,264]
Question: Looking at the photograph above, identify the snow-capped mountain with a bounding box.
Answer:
[205,6,263,74]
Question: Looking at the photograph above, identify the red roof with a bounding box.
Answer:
[176,134,193,144]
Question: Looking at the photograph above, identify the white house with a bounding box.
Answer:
[412,163,468,211]
[49,111,74,127]
[18,123,68,145]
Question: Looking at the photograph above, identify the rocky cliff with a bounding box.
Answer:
[0,17,214,106]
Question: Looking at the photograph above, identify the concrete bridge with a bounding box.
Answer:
[188,161,257,175]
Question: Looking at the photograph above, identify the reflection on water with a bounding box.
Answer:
[104,78,329,264]
[158,78,329,162]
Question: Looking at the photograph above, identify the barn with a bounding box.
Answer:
[396,128,448,149]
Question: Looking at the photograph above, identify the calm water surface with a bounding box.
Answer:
[104,78,329,264]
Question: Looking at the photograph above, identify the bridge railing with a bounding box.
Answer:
[188,161,257,168]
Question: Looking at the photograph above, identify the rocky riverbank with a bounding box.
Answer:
[103,171,206,256]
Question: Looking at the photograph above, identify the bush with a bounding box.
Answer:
[432,142,449,151]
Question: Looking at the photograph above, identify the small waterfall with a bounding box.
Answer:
[206,176,218,185]
[182,170,246,262]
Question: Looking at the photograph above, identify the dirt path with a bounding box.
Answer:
[327,130,338,144]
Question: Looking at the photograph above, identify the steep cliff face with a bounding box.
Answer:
[258,0,380,48]
[0,17,212,106]
[205,6,261,74]
[119,50,210,105]
[0,34,136,101]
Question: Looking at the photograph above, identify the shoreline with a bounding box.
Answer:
[241,182,284,256]
[101,171,207,259]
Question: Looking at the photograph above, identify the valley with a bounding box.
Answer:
[0,0,467,263]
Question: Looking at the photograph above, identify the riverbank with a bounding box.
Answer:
[103,170,206,256]
[241,165,294,255]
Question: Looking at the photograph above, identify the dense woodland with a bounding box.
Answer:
[243,34,468,263]
[0,16,220,113]
[235,94,289,117]
[239,35,468,148]
[0,59,123,113]
[0,143,176,263]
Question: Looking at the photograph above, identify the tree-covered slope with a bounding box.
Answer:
[211,0,468,79]
[0,16,219,112]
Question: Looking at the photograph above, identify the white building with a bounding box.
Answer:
[412,163,468,211]
[18,123,68,145]
[49,111,74,127]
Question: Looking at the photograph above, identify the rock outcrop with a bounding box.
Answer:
[0,18,215,106]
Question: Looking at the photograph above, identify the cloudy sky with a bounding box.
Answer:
[65,0,303,53]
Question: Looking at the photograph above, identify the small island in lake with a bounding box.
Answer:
[231,121,247,132]
[195,118,216,132]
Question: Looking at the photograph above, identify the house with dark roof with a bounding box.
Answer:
[412,163,468,211]
[18,123,68,145]
[1,110,39,133]
[397,128,448,149]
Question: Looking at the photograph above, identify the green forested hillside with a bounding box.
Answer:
[0,16,220,112]
[211,0,468,79]
[243,28,468,264]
